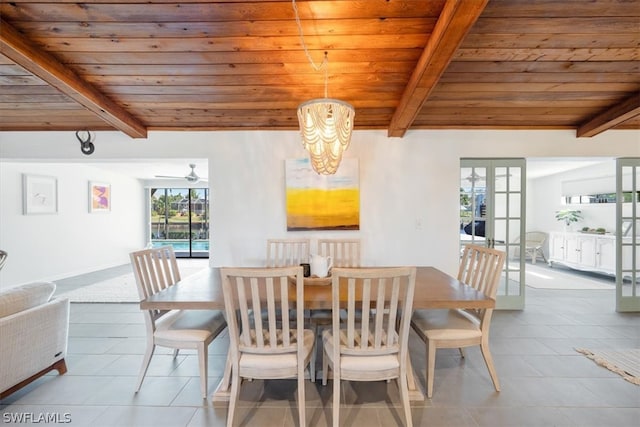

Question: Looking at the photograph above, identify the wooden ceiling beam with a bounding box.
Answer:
[0,18,147,138]
[577,93,640,137]
[387,0,488,137]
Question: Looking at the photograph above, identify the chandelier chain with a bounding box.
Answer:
[292,0,329,98]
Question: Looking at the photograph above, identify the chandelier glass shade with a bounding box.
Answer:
[297,98,355,175]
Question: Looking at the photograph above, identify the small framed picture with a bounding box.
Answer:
[89,181,111,213]
[23,174,58,215]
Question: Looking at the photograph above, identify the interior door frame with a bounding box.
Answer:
[460,158,526,310]
[616,158,640,312]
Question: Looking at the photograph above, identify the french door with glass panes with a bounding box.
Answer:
[617,158,640,312]
[460,159,526,309]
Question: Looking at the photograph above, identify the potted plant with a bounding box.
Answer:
[555,209,582,230]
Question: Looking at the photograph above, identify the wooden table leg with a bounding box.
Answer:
[406,353,425,401]
[211,350,232,402]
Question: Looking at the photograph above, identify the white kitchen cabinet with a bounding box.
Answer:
[549,232,566,262]
[549,232,617,276]
[596,237,616,272]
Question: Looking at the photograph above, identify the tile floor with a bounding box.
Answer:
[1,261,638,426]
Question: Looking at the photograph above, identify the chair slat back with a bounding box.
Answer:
[457,244,506,327]
[130,246,180,297]
[331,267,416,357]
[221,266,304,355]
[317,239,361,267]
[130,246,181,320]
[458,244,506,299]
[266,239,310,267]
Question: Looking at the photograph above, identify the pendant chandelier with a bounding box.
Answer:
[293,0,355,175]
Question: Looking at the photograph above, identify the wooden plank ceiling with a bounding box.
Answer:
[0,0,638,139]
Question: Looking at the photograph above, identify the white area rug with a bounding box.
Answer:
[58,273,140,303]
[576,348,640,385]
[57,260,208,303]
[525,264,615,290]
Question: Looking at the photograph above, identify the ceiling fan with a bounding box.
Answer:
[464,171,511,183]
[155,163,206,183]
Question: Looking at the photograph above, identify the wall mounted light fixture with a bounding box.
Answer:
[76,130,95,155]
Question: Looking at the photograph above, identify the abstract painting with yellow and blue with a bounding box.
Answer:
[285,158,359,230]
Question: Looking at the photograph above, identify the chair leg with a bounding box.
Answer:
[332,368,340,427]
[226,365,240,427]
[480,341,500,392]
[398,366,413,427]
[458,347,466,358]
[426,340,436,399]
[197,342,208,399]
[310,323,318,382]
[173,348,179,358]
[322,347,329,386]
[539,248,548,264]
[297,364,306,427]
[135,343,155,392]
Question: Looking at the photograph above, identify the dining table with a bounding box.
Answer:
[140,266,495,401]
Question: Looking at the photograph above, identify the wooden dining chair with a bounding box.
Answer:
[411,244,506,398]
[317,238,361,268]
[266,238,311,267]
[311,239,362,380]
[220,266,315,427]
[322,267,417,427]
[130,246,226,399]
[265,238,316,378]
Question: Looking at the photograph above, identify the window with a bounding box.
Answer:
[150,188,209,258]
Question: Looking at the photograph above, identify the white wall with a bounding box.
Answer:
[1,129,638,286]
[528,160,620,235]
[0,162,146,287]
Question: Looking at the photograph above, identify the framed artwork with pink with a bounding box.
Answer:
[89,181,111,213]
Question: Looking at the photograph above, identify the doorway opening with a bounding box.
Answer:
[527,157,616,290]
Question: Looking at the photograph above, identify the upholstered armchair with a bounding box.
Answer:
[0,282,69,398]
